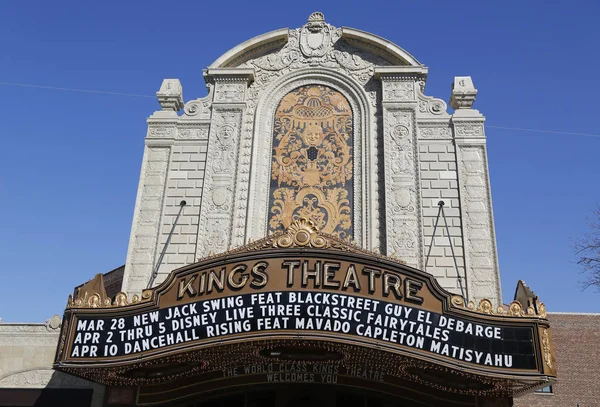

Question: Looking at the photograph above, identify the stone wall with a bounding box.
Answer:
[0,318,104,406]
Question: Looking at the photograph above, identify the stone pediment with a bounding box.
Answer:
[209,12,424,86]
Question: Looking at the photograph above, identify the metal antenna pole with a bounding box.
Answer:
[146,200,187,289]
[439,201,467,301]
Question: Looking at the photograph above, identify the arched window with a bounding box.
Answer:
[268,85,353,240]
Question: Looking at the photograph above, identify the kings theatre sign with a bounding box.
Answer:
[54,219,556,405]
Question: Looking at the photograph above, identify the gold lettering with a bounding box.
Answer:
[383,273,402,300]
[302,261,321,287]
[207,268,225,293]
[323,262,341,288]
[227,265,248,289]
[251,261,269,288]
[342,265,361,291]
[282,260,300,287]
[362,267,381,293]
[198,272,206,294]
[405,278,424,305]
[177,275,197,299]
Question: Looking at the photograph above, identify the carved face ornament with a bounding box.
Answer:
[302,124,324,147]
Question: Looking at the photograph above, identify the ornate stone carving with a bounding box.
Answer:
[418,125,452,140]
[214,83,246,103]
[382,108,421,267]
[456,144,499,303]
[455,123,484,137]
[415,86,450,119]
[208,186,232,212]
[147,126,175,138]
[382,81,414,102]
[196,109,243,256]
[391,186,415,213]
[241,13,391,87]
[183,86,213,120]
[178,126,209,139]
[233,14,388,248]
[44,315,61,331]
[300,12,334,58]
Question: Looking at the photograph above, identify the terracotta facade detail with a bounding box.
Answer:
[268,85,353,239]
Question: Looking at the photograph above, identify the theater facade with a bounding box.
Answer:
[2,12,560,407]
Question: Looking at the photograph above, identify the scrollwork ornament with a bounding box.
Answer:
[542,330,553,369]
[538,303,547,318]
[477,299,494,314]
[185,102,200,116]
[114,292,128,307]
[451,295,465,307]
[57,319,69,359]
[507,301,524,317]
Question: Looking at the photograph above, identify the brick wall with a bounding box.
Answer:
[154,143,207,284]
[514,313,600,407]
[419,142,466,295]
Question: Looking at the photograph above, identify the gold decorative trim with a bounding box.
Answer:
[450,297,549,319]
[476,299,494,314]
[538,303,547,318]
[56,319,68,359]
[450,295,464,307]
[542,329,552,369]
[203,217,407,266]
[275,217,327,248]
[67,290,153,309]
[507,301,524,317]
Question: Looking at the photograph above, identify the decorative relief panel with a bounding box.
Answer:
[177,126,209,139]
[240,13,392,88]
[147,126,175,138]
[214,83,246,103]
[418,124,452,140]
[196,110,243,256]
[457,144,499,302]
[382,80,414,102]
[268,85,353,240]
[383,108,422,267]
[455,124,484,138]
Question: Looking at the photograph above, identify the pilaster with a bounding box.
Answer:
[377,71,423,268]
[195,69,254,257]
[122,80,181,294]
[451,77,502,305]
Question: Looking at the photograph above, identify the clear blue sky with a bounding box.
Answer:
[1,1,599,322]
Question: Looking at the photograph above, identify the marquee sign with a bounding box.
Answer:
[54,219,556,401]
